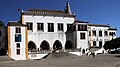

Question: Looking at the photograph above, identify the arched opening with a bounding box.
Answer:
[53,40,62,50]
[65,40,73,49]
[82,49,85,54]
[40,40,50,50]
[28,41,36,51]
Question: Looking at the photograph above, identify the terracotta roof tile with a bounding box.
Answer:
[22,9,75,17]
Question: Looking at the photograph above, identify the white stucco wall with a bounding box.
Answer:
[76,31,88,49]
[10,26,27,60]
[22,15,75,50]
[88,26,114,47]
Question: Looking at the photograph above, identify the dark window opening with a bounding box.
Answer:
[37,23,44,31]
[48,23,54,32]
[93,41,96,47]
[78,25,87,31]
[17,43,20,48]
[17,49,20,55]
[99,31,102,36]
[93,30,96,36]
[104,31,108,36]
[15,34,21,42]
[67,24,72,31]
[58,23,63,31]
[109,32,116,36]
[80,33,85,39]
[16,27,21,33]
[27,23,33,31]
[99,41,102,48]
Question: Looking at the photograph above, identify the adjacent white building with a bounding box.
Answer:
[88,24,117,48]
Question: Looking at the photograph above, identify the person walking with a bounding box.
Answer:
[92,52,95,58]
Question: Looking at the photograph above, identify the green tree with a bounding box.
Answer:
[104,37,120,50]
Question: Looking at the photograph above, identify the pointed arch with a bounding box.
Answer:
[53,40,62,50]
[28,41,36,51]
[65,40,73,49]
[40,40,50,50]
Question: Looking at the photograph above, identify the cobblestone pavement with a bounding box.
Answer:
[0,54,120,67]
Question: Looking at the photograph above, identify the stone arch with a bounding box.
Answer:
[82,49,85,54]
[65,40,73,49]
[53,40,62,50]
[40,40,50,50]
[28,41,37,51]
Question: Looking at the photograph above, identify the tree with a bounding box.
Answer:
[103,37,120,50]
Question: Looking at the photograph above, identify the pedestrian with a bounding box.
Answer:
[92,52,95,58]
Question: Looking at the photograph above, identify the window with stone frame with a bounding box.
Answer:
[0,30,1,36]
[16,43,20,55]
[67,24,72,31]
[80,33,86,39]
[93,41,96,47]
[16,27,21,33]
[37,23,44,31]
[58,23,63,31]
[48,23,54,32]
[99,31,102,37]
[104,31,108,36]
[92,30,96,36]
[26,23,33,31]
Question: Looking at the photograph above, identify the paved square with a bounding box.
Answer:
[0,54,120,67]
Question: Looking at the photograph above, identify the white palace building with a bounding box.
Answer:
[7,2,117,60]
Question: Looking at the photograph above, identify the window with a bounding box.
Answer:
[16,27,21,33]
[37,23,44,31]
[104,31,108,36]
[78,25,87,31]
[17,49,20,55]
[80,33,85,39]
[0,30,1,36]
[48,23,54,32]
[99,41,102,48]
[16,43,20,55]
[27,23,33,31]
[93,41,96,47]
[99,31,102,36]
[109,32,116,36]
[93,30,96,36]
[67,24,72,31]
[15,34,21,42]
[58,23,63,31]
[17,43,20,48]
